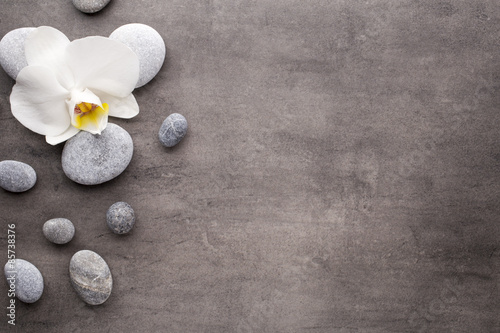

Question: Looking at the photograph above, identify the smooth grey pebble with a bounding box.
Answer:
[0,160,37,192]
[61,123,133,185]
[0,27,35,80]
[72,0,111,13]
[159,113,188,147]
[69,250,112,305]
[43,218,75,244]
[106,202,135,234]
[109,23,165,88]
[4,259,44,303]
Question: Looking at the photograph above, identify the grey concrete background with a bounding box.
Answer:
[1,0,500,332]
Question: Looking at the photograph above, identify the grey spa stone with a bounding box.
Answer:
[106,201,135,234]
[0,27,35,80]
[109,23,166,88]
[61,123,133,185]
[158,113,188,147]
[0,160,37,192]
[43,218,75,244]
[72,0,111,13]
[69,250,112,305]
[4,259,44,303]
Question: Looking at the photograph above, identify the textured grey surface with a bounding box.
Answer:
[61,123,133,185]
[69,250,112,305]
[72,0,111,14]
[158,113,188,148]
[109,23,166,88]
[1,1,500,332]
[42,218,75,244]
[0,160,36,192]
[0,27,35,80]
[106,202,135,234]
[4,259,44,303]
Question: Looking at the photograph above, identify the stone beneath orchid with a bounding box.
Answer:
[61,123,134,185]
[9,26,140,145]
[109,23,166,88]
[0,27,35,80]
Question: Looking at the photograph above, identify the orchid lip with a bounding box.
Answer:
[72,102,109,133]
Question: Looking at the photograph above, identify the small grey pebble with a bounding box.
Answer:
[107,202,135,234]
[109,23,166,88]
[0,160,37,192]
[159,113,188,147]
[72,0,111,13]
[0,27,35,80]
[43,218,75,244]
[69,250,112,305]
[4,259,44,303]
[61,123,133,185]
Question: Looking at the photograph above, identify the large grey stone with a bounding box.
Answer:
[158,113,188,148]
[4,259,44,303]
[0,27,35,80]
[109,23,165,88]
[43,218,75,244]
[106,202,135,234]
[69,250,112,305]
[61,123,133,185]
[0,160,37,192]
[72,0,111,14]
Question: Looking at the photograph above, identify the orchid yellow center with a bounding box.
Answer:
[72,102,109,129]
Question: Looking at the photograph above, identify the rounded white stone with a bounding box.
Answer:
[69,250,112,305]
[106,202,135,234]
[158,113,188,147]
[0,160,37,193]
[72,0,111,14]
[4,259,44,303]
[61,123,133,185]
[43,218,75,244]
[109,23,166,88]
[0,27,35,79]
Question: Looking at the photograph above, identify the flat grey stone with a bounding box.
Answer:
[159,113,188,147]
[109,23,165,88]
[43,218,75,244]
[69,250,112,305]
[0,27,35,80]
[72,0,111,13]
[4,259,44,303]
[107,202,135,234]
[61,123,133,185]
[0,160,37,192]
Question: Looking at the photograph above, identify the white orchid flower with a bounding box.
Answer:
[10,26,140,145]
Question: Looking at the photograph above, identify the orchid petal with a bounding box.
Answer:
[10,66,70,136]
[94,91,139,119]
[46,126,80,145]
[24,26,74,89]
[69,88,102,108]
[65,36,139,97]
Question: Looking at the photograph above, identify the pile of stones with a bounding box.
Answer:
[5,200,135,305]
